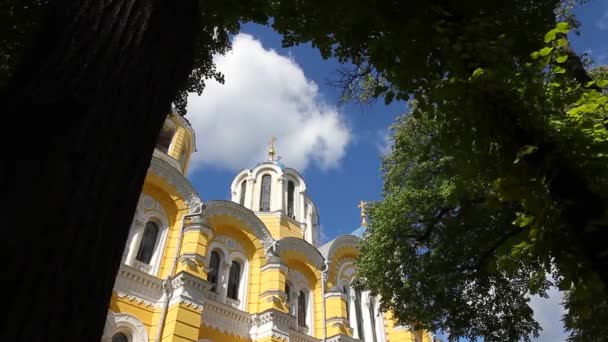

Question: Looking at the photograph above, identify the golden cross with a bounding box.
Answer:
[268,137,277,160]
[358,200,368,226]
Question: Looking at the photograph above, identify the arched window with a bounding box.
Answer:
[112,332,129,342]
[298,291,307,327]
[136,222,159,264]
[227,261,242,300]
[239,180,247,206]
[179,140,189,169]
[343,285,350,320]
[355,288,364,338]
[260,174,271,211]
[285,283,291,303]
[207,251,221,292]
[287,180,295,218]
[369,296,378,342]
[155,118,176,153]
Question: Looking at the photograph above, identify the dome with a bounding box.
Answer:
[229,138,321,246]
[350,226,366,238]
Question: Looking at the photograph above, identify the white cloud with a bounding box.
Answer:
[377,129,393,156]
[597,9,608,31]
[530,287,568,342]
[186,34,351,172]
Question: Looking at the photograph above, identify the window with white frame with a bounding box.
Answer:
[354,288,365,339]
[227,260,242,300]
[135,221,159,264]
[287,268,313,334]
[206,237,249,311]
[112,332,129,342]
[260,174,271,211]
[239,179,247,206]
[207,250,222,292]
[124,195,169,275]
[297,290,307,328]
[287,180,295,219]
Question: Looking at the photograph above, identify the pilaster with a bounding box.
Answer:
[325,291,351,337]
[259,259,289,313]
[161,272,210,341]
[175,216,213,278]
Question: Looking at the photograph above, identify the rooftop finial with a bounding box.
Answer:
[268,137,277,161]
[358,200,368,227]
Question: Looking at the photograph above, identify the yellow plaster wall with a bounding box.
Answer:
[109,293,161,339]
[161,303,203,342]
[280,216,305,239]
[199,326,251,342]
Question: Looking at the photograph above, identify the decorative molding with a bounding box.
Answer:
[177,253,208,269]
[149,154,202,213]
[113,264,164,305]
[201,201,275,252]
[324,291,345,299]
[322,235,361,261]
[260,262,288,273]
[168,271,210,313]
[201,298,252,338]
[290,329,320,342]
[326,334,361,342]
[215,235,246,253]
[183,216,213,237]
[287,268,310,290]
[102,311,149,342]
[276,237,325,269]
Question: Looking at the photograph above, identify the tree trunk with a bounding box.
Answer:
[0,0,198,340]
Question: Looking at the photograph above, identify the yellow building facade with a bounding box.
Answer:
[102,113,438,342]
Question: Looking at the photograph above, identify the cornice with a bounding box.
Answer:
[149,154,202,213]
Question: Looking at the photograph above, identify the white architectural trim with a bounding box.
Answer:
[102,311,149,342]
[276,237,325,269]
[124,194,170,276]
[202,200,276,253]
[148,154,202,213]
[321,235,361,262]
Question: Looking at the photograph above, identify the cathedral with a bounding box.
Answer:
[101,112,437,342]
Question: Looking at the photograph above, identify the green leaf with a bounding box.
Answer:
[553,66,566,74]
[556,38,567,47]
[538,47,553,57]
[555,55,568,63]
[530,51,540,60]
[556,22,570,33]
[597,79,608,88]
[544,29,557,43]
[472,67,484,78]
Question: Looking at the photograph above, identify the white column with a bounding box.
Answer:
[219,260,231,302]
[349,289,359,338]
[246,176,255,210]
[276,176,285,213]
[125,219,144,266]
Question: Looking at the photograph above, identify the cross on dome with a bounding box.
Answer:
[268,137,277,161]
[358,200,368,227]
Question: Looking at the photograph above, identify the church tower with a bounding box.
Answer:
[229,138,321,246]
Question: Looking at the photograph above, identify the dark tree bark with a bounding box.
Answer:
[0,0,198,340]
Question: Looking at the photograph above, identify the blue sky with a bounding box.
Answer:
[185,2,607,341]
